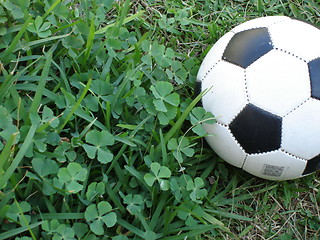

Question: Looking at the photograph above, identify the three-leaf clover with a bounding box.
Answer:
[52,224,76,240]
[54,142,76,163]
[167,137,195,163]
[86,182,106,201]
[1,0,24,19]
[40,106,60,128]
[6,201,31,226]
[28,16,52,38]
[177,202,199,227]
[42,219,60,235]
[120,192,144,215]
[170,175,192,202]
[144,162,171,191]
[186,177,208,204]
[189,107,215,136]
[32,158,59,178]
[85,201,117,235]
[146,81,180,125]
[57,162,87,194]
[83,130,114,164]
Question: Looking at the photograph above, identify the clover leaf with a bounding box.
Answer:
[85,201,117,235]
[144,162,171,191]
[42,219,60,235]
[32,158,59,178]
[54,142,76,163]
[52,224,76,240]
[126,86,146,108]
[28,16,52,38]
[146,81,180,125]
[0,105,19,150]
[41,106,60,128]
[73,223,89,239]
[1,0,24,19]
[150,81,179,109]
[167,137,195,163]
[6,201,31,226]
[57,162,87,194]
[86,182,106,201]
[170,175,192,202]
[186,177,208,204]
[177,202,199,227]
[189,107,215,136]
[120,192,144,215]
[83,130,114,164]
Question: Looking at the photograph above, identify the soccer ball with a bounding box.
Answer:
[197,16,320,180]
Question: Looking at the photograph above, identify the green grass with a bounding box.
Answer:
[0,0,320,239]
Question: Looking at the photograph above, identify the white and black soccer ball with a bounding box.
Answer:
[197,16,320,180]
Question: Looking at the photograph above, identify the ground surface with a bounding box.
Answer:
[0,0,319,239]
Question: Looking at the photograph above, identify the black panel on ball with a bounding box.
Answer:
[302,155,320,175]
[194,81,203,107]
[222,28,273,68]
[230,104,282,154]
[308,58,320,100]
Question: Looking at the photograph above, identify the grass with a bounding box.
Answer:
[0,0,319,239]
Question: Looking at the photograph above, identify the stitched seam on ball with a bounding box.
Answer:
[266,17,291,28]
[230,17,291,34]
[241,154,248,169]
[282,97,311,118]
[215,118,228,127]
[243,69,250,103]
[279,148,307,162]
[199,59,221,82]
[267,26,307,62]
[215,121,247,154]
[273,47,308,63]
[226,103,247,127]
[230,27,262,34]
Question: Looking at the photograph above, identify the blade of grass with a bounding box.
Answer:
[149,192,168,231]
[59,88,106,130]
[14,201,37,240]
[117,218,145,238]
[42,0,62,19]
[159,129,168,166]
[13,33,70,53]
[205,209,252,221]
[0,57,42,103]
[0,221,43,240]
[51,58,72,93]
[105,183,126,214]
[0,133,17,174]
[95,11,144,34]
[35,212,84,220]
[156,89,210,153]
[161,225,217,240]
[57,77,92,133]
[0,123,37,190]
[106,115,152,175]
[29,47,54,118]
[81,18,95,69]
[0,15,32,64]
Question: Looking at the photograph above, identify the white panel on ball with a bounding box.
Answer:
[282,98,320,160]
[243,150,306,180]
[201,61,247,125]
[197,32,234,81]
[246,50,310,117]
[231,16,290,33]
[203,123,246,168]
[269,19,320,62]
